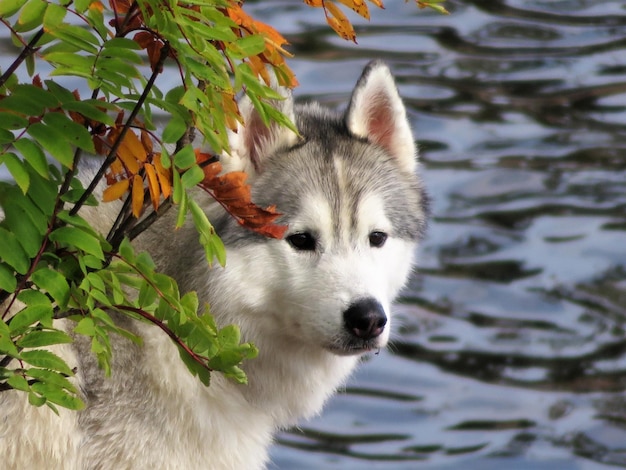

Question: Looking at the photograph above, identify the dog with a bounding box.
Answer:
[0,61,428,469]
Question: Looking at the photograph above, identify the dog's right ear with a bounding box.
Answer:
[225,87,299,178]
[345,61,417,174]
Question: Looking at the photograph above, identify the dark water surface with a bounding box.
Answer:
[244,1,626,469]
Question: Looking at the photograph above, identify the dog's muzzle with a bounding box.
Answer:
[343,298,387,341]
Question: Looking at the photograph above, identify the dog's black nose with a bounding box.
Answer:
[343,298,387,340]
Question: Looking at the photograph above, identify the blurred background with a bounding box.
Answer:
[243,1,626,469]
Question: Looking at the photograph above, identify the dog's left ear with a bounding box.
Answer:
[226,86,299,178]
[345,61,417,173]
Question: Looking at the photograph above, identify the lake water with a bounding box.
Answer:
[244,1,626,469]
[2,1,626,469]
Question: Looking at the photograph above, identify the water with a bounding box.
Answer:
[3,1,626,468]
[242,1,626,469]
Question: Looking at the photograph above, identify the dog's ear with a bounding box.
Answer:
[345,61,417,173]
[226,86,299,178]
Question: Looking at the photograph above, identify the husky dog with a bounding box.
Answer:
[0,61,427,469]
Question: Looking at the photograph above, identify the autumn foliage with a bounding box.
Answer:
[0,0,447,409]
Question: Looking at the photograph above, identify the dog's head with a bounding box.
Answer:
[211,62,427,356]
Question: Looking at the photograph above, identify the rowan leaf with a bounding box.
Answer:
[13,138,49,178]
[1,152,30,193]
[162,114,187,144]
[31,267,70,308]
[49,226,104,259]
[0,226,30,274]
[131,174,144,217]
[0,262,17,293]
[27,122,74,168]
[102,178,130,202]
[9,304,52,335]
[17,330,73,348]
[144,163,160,210]
[0,0,28,17]
[325,1,357,42]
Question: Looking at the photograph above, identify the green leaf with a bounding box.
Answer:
[0,0,28,17]
[227,35,265,60]
[43,2,67,31]
[8,304,52,335]
[74,317,95,336]
[49,23,100,54]
[17,329,73,348]
[180,164,204,189]
[0,318,19,355]
[173,144,196,170]
[13,138,50,178]
[1,193,44,257]
[0,226,30,274]
[16,0,47,33]
[28,390,48,407]
[31,381,84,410]
[0,85,58,116]
[0,152,30,193]
[0,186,48,236]
[21,350,74,376]
[27,367,77,393]
[27,122,74,168]
[49,226,104,259]
[7,373,30,392]
[43,112,95,153]
[61,100,115,126]
[0,128,15,143]
[0,111,28,130]
[31,267,70,308]
[0,262,17,292]
[17,289,52,307]
[162,114,187,144]
[44,51,94,70]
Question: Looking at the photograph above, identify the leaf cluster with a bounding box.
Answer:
[0,0,446,411]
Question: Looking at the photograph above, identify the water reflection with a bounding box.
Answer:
[247,0,626,468]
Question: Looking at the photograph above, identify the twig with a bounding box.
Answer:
[0,29,44,89]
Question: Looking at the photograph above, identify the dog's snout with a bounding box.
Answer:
[343,298,387,340]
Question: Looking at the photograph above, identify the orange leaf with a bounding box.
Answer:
[325,2,357,42]
[89,1,104,12]
[154,154,172,199]
[144,163,160,210]
[368,0,384,7]
[338,0,370,19]
[119,129,147,163]
[102,178,130,202]
[198,160,287,239]
[131,174,144,218]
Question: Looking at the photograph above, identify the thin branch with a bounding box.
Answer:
[0,29,44,89]
[113,304,212,371]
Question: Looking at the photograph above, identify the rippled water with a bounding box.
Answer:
[243,1,626,469]
[2,1,626,468]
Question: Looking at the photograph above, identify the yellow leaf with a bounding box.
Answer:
[325,2,356,42]
[144,163,160,210]
[368,0,385,7]
[154,154,172,199]
[338,0,370,19]
[120,130,147,163]
[102,179,130,202]
[131,174,144,218]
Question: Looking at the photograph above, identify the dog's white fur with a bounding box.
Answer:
[0,61,426,469]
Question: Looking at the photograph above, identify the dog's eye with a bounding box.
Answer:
[369,231,388,248]
[286,232,317,251]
